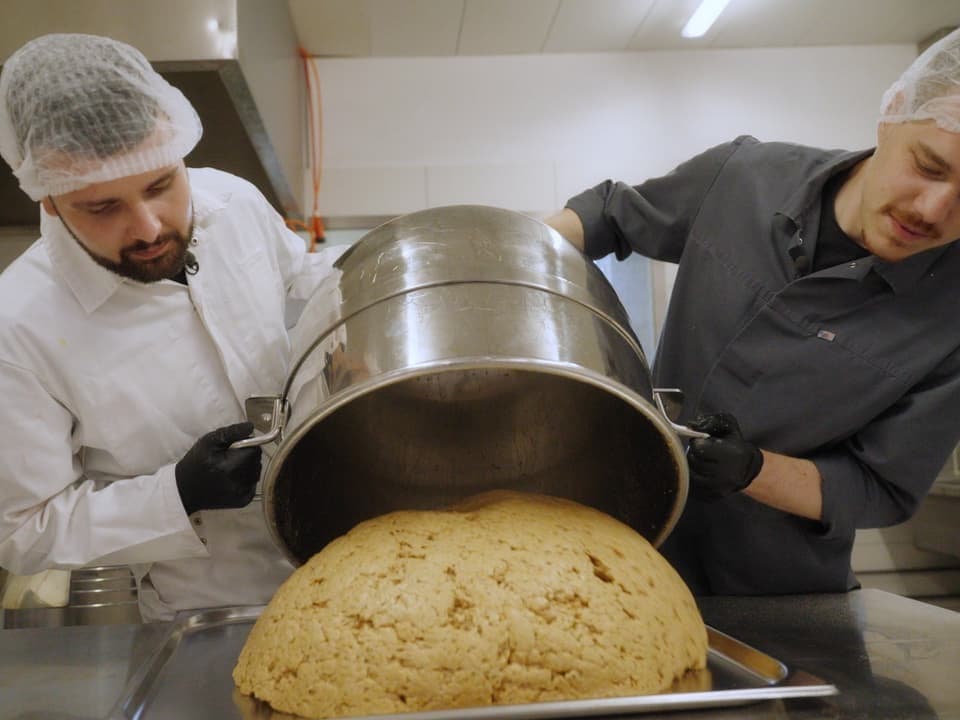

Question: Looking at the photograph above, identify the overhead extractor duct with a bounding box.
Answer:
[0,0,304,229]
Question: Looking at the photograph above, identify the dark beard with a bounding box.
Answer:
[54,203,193,283]
[90,230,191,283]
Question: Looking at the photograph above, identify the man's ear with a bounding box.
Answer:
[41,197,59,217]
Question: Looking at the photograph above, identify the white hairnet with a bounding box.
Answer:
[879,27,960,132]
[0,33,202,200]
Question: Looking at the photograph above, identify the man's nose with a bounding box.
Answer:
[914,182,957,226]
[128,201,162,240]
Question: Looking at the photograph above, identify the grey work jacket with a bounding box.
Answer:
[566,135,960,595]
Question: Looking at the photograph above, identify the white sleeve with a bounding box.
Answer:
[0,360,208,575]
[292,243,347,299]
[254,197,345,327]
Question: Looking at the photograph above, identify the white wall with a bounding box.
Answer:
[237,0,305,217]
[313,44,917,219]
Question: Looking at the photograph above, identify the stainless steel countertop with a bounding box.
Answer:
[1,588,957,720]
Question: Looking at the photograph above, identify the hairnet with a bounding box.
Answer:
[879,27,960,132]
[0,33,202,200]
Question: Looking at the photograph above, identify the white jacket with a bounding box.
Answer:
[0,168,342,621]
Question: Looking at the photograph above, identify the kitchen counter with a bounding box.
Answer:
[0,588,957,719]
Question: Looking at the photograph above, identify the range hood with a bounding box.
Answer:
[0,0,304,229]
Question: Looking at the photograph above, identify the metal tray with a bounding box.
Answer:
[109,605,837,719]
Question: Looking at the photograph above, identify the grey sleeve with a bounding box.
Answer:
[813,347,960,538]
[564,138,747,262]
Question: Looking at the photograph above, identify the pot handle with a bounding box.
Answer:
[230,395,288,449]
[653,388,709,440]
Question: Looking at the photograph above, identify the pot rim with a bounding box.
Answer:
[283,279,647,403]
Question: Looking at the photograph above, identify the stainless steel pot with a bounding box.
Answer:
[241,205,690,566]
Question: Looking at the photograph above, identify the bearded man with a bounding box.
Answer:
[0,33,341,621]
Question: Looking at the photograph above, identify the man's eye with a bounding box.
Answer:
[87,203,116,215]
[915,159,943,178]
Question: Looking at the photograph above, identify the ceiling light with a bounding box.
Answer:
[681,0,732,38]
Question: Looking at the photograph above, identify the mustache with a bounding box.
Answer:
[888,208,938,238]
[121,231,187,257]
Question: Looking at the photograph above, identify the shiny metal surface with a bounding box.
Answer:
[2,565,140,628]
[697,590,960,720]
[103,606,835,720]
[231,396,287,449]
[3,590,958,719]
[653,389,710,440]
[0,619,168,719]
[261,205,688,565]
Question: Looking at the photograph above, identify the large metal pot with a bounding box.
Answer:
[241,205,690,566]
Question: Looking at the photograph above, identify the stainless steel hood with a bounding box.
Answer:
[0,0,305,229]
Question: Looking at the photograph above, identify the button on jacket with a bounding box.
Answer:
[566,135,960,595]
[0,167,343,620]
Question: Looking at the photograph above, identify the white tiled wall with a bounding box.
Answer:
[318,167,428,218]
[425,163,556,213]
[311,45,915,221]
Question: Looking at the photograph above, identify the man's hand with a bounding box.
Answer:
[686,412,763,501]
[175,422,261,515]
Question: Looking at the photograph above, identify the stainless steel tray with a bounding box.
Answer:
[109,605,837,719]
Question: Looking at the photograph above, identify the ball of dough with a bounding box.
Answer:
[234,491,707,719]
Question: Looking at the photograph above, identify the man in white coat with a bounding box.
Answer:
[0,33,341,621]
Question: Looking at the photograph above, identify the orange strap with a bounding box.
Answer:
[295,47,324,250]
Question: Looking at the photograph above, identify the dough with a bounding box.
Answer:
[234,491,707,718]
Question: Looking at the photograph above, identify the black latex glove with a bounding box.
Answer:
[175,422,261,515]
[686,412,763,501]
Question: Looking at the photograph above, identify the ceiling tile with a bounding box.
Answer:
[289,0,371,56]
[626,0,711,50]
[790,0,957,47]
[288,0,959,57]
[458,0,560,55]
[543,0,656,53]
[705,0,830,49]
[368,0,465,57]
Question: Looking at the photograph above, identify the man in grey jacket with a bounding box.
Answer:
[546,28,960,595]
